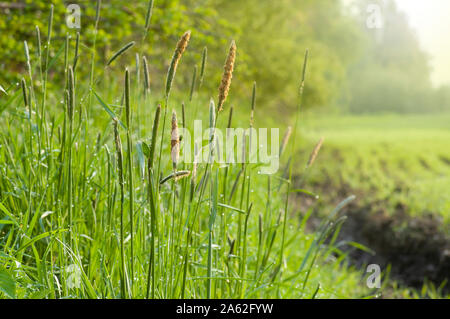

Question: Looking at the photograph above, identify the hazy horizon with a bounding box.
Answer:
[343,0,450,87]
[393,0,450,87]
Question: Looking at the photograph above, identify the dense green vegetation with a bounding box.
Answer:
[0,1,377,299]
[0,0,448,299]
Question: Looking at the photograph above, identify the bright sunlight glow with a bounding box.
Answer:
[394,0,450,86]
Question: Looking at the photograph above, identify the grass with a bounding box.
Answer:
[300,112,450,224]
[247,111,450,299]
[2,2,443,300]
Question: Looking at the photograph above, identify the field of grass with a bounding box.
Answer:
[1,2,448,300]
[0,5,378,299]
[288,113,450,298]
[301,113,450,224]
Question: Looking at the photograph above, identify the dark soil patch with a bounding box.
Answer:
[336,203,450,293]
[293,181,449,294]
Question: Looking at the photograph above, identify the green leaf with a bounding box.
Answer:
[46,43,65,72]
[346,241,376,255]
[0,202,19,227]
[290,189,319,198]
[0,89,20,116]
[159,171,191,185]
[0,268,16,299]
[93,90,126,129]
[217,203,246,214]
[16,229,67,253]
[0,84,7,95]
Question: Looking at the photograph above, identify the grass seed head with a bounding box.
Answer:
[200,46,207,85]
[171,110,180,169]
[165,30,191,97]
[144,0,154,31]
[250,81,256,126]
[47,4,54,41]
[73,32,80,70]
[160,170,190,185]
[176,30,191,60]
[148,104,161,169]
[95,0,102,29]
[209,98,216,129]
[181,102,186,128]
[24,41,30,63]
[64,33,69,70]
[307,137,324,168]
[35,26,41,57]
[21,78,28,107]
[143,55,150,93]
[175,170,190,181]
[280,126,292,156]
[68,66,75,120]
[227,106,234,129]
[106,41,135,66]
[218,40,236,112]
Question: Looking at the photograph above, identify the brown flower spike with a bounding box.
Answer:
[173,31,190,68]
[165,30,191,97]
[307,137,324,168]
[280,126,292,156]
[218,40,236,112]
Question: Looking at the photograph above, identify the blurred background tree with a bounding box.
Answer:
[0,0,235,94]
[216,0,364,114]
[1,0,449,114]
[345,0,443,113]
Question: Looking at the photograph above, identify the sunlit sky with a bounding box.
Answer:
[394,0,450,87]
[344,0,450,87]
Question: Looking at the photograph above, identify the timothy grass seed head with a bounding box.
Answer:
[165,30,191,97]
[171,110,180,169]
[307,137,324,168]
[218,40,236,112]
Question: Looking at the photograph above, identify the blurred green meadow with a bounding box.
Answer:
[302,113,450,224]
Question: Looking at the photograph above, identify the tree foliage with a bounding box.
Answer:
[346,0,450,113]
[1,0,449,113]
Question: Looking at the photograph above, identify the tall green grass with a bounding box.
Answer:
[0,2,371,299]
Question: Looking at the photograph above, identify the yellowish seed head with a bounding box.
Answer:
[307,137,324,167]
[280,126,292,156]
[218,40,236,112]
[174,30,191,69]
